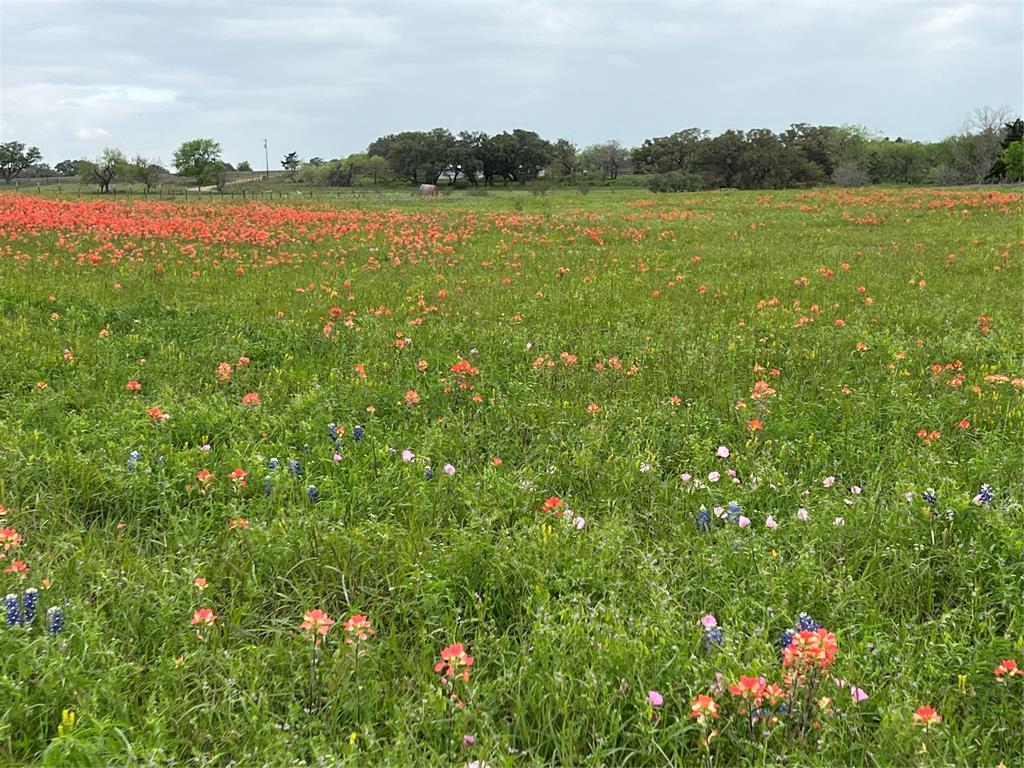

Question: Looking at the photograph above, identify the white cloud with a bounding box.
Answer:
[910,3,989,50]
[73,127,112,140]
[485,2,701,49]
[211,5,398,44]
[917,4,980,34]
[59,86,178,109]
[25,24,83,43]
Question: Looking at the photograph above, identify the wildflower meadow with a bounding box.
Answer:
[0,187,1021,766]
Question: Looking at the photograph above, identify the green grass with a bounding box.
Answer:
[0,187,1021,766]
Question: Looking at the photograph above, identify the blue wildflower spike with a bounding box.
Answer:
[127,450,140,471]
[726,501,741,524]
[424,466,434,480]
[795,612,821,632]
[702,626,724,651]
[353,425,364,442]
[47,606,64,635]
[923,488,937,506]
[327,422,337,440]
[976,484,993,504]
[22,588,38,626]
[307,485,320,503]
[268,457,280,470]
[695,506,711,532]
[779,628,797,655]
[5,594,20,627]
[287,459,302,477]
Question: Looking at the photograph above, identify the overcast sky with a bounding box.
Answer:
[1,0,1020,169]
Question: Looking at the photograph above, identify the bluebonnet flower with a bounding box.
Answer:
[795,612,821,632]
[307,485,320,503]
[263,475,273,496]
[287,459,302,477]
[127,450,141,472]
[424,466,434,480]
[353,425,364,442]
[922,488,937,506]
[47,606,64,635]
[779,628,796,654]
[695,506,711,533]
[974,484,993,505]
[327,423,338,440]
[702,626,724,651]
[5,594,20,627]
[268,457,280,470]
[22,588,38,626]
[726,501,741,524]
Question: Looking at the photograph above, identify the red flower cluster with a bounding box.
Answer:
[689,694,719,723]
[728,676,784,707]
[783,628,838,678]
[0,527,22,552]
[542,496,565,517]
[434,642,475,708]
[750,380,776,401]
[995,659,1021,681]
[912,706,941,727]
[342,613,374,644]
[449,358,480,390]
[300,609,335,643]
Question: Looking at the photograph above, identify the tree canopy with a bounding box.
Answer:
[78,148,129,193]
[172,139,223,185]
[0,141,43,183]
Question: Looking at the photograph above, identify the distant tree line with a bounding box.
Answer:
[276,109,1024,191]
[0,138,252,192]
[1,106,1020,192]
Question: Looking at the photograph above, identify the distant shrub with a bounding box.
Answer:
[831,163,871,187]
[648,171,703,193]
[926,164,966,186]
[606,174,652,189]
[1000,140,1023,181]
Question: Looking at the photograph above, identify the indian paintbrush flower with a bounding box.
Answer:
[300,609,335,641]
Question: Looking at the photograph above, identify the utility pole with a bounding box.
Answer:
[263,139,269,181]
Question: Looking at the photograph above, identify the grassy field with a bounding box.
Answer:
[0,187,1021,766]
